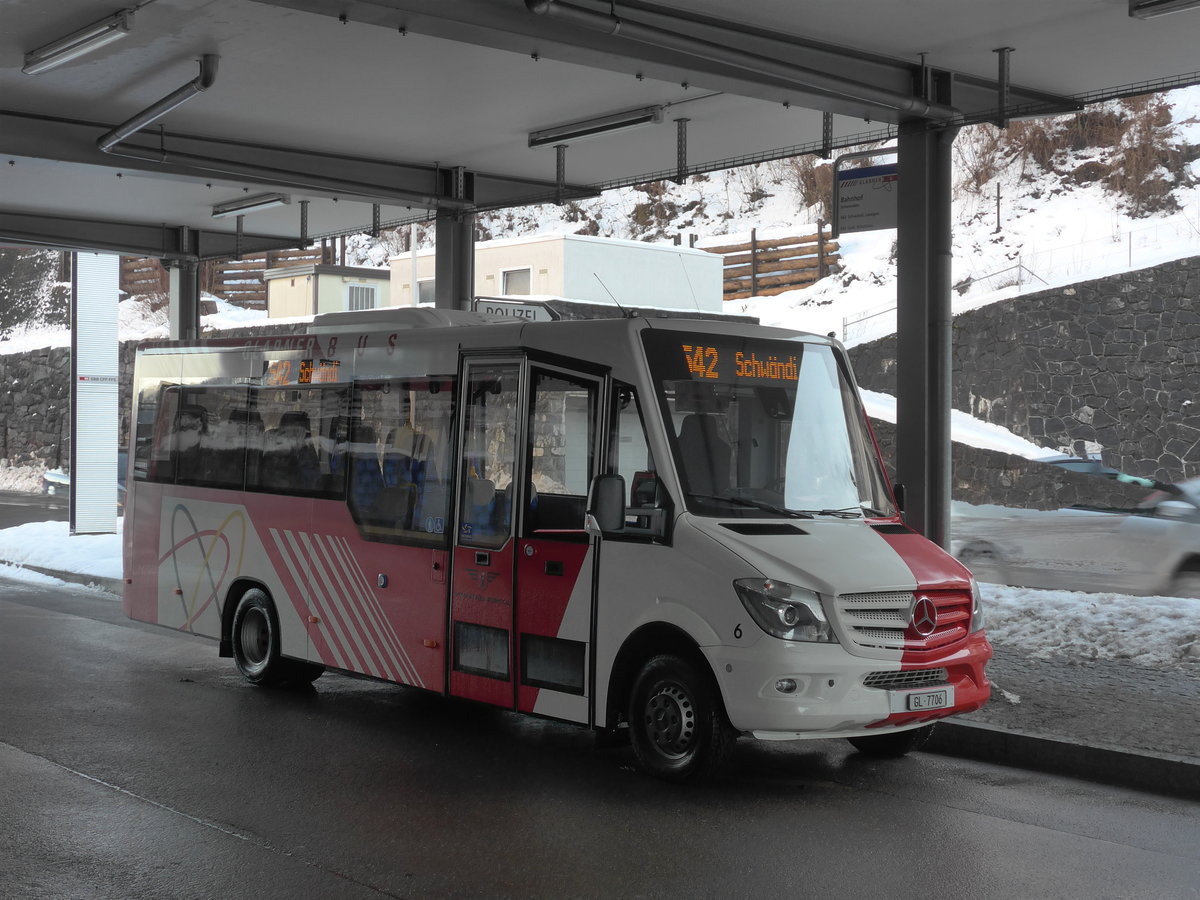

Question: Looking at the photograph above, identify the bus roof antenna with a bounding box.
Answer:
[594,273,632,318]
[678,253,701,312]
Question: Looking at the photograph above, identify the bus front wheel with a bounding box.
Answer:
[628,654,735,782]
[231,588,288,686]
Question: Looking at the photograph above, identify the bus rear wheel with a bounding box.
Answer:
[847,724,936,758]
[628,654,735,782]
[231,588,289,686]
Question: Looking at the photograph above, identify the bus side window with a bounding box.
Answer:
[611,384,669,538]
[523,370,597,541]
[347,378,454,543]
[347,422,383,520]
[145,385,180,483]
[458,366,519,549]
[173,403,211,486]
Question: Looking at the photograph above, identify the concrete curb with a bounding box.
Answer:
[5,562,124,598]
[929,720,1200,801]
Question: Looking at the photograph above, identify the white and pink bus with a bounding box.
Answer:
[123,307,991,780]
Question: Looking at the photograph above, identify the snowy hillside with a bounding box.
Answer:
[350,86,1200,347]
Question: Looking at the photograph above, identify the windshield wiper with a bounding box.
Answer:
[690,493,814,519]
[799,507,864,519]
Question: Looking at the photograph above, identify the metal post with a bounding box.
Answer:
[994,47,1014,128]
[167,226,200,341]
[676,118,690,184]
[817,219,828,280]
[435,166,475,310]
[750,227,758,297]
[928,123,957,547]
[896,72,956,547]
[556,144,567,205]
[822,112,833,159]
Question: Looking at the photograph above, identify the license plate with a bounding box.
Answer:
[907,688,950,711]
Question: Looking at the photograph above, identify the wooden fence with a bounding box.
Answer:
[119,257,170,296]
[705,225,840,301]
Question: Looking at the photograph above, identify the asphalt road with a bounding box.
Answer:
[2,578,1199,900]
[0,489,67,528]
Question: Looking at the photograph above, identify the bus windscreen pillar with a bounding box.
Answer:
[70,252,120,535]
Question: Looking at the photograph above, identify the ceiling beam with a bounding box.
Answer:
[0,110,593,216]
[252,0,1079,124]
[0,211,299,260]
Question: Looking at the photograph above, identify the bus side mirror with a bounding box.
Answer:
[585,474,626,536]
[892,482,906,513]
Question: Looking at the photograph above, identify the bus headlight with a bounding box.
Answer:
[734,578,837,643]
[969,578,986,633]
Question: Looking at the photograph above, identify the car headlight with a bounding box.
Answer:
[969,578,986,633]
[734,578,837,643]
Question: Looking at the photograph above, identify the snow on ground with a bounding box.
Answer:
[0,463,45,493]
[0,519,123,579]
[860,389,1059,461]
[981,583,1200,667]
[0,518,1195,671]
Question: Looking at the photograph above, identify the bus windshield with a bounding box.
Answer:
[642,330,895,519]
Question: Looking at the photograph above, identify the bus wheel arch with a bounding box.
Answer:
[1168,556,1200,598]
[607,624,736,781]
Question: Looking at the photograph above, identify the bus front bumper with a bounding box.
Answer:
[703,632,992,740]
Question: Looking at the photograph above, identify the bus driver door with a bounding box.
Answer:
[449,359,601,723]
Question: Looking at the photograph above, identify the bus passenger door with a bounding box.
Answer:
[449,360,522,707]
[515,367,601,723]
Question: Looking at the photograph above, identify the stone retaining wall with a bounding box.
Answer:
[850,255,1200,491]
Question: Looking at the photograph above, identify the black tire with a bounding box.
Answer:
[628,654,736,782]
[231,588,288,686]
[1168,571,1200,599]
[847,723,936,758]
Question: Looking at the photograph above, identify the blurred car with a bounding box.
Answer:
[952,480,1200,599]
[42,451,129,510]
[1042,455,1122,478]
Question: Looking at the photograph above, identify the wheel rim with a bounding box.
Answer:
[238,607,270,672]
[643,682,696,759]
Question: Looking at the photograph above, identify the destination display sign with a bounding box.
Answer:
[678,340,800,385]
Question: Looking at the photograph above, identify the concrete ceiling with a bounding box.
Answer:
[1,0,1198,259]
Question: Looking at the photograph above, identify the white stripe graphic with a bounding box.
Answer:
[268,528,352,672]
[327,535,424,688]
[325,535,423,687]
[304,535,403,681]
[302,532,386,681]
[282,530,376,676]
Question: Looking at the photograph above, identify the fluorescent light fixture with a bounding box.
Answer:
[1129,0,1200,17]
[23,9,133,75]
[212,193,291,218]
[529,105,663,148]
